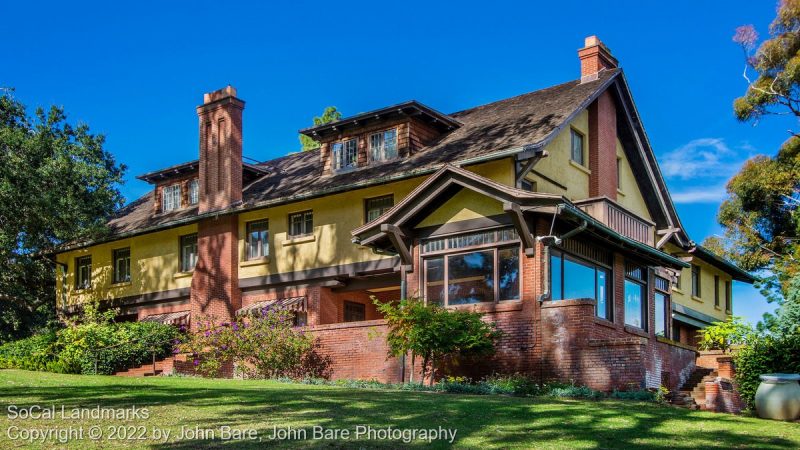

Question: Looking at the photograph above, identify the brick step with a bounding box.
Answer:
[670,367,718,410]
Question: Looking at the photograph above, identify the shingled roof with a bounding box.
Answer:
[92,69,620,244]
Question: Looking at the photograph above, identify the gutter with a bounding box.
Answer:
[690,245,755,284]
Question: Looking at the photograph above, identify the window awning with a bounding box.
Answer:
[140,310,190,326]
[236,296,307,316]
[672,302,719,329]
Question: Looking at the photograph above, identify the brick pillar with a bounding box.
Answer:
[588,90,618,200]
[190,215,240,326]
[704,380,719,411]
[717,356,734,379]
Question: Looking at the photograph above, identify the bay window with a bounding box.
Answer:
[550,249,611,319]
[422,227,520,306]
[624,262,647,330]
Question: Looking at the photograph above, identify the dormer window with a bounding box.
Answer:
[332,139,358,171]
[370,128,397,162]
[162,184,181,212]
[188,179,199,205]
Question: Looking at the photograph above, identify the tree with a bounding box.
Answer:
[298,106,341,151]
[0,90,125,342]
[697,316,756,353]
[712,1,800,327]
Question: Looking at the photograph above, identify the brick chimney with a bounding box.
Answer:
[578,36,618,83]
[196,85,244,214]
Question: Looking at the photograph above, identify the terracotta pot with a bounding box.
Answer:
[755,373,800,421]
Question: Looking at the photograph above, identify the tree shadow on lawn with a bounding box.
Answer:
[0,373,796,449]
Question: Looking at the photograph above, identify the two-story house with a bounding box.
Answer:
[54,36,753,390]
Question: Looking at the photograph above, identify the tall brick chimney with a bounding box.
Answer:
[580,36,618,199]
[578,36,618,83]
[196,85,244,214]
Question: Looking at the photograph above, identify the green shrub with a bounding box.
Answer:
[546,383,605,400]
[697,317,755,353]
[734,331,800,408]
[0,331,58,371]
[481,373,544,396]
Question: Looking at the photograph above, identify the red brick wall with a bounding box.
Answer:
[190,215,240,326]
[588,91,618,200]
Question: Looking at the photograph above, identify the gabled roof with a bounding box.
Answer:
[136,160,269,184]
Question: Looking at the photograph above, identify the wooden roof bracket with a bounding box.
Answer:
[381,224,413,272]
[515,149,549,188]
[503,202,536,257]
[655,227,681,250]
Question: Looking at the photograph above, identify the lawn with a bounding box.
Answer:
[0,370,798,449]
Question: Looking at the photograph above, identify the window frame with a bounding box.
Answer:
[245,219,269,260]
[421,227,522,307]
[550,248,613,320]
[162,183,182,212]
[570,128,585,166]
[188,179,199,205]
[714,275,720,307]
[331,138,358,171]
[288,210,313,238]
[112,247,131,284]
[364,195,394,223]
[691,264,701,298]
[75,255,92,290]
[654,276,670,338]
[343,301,366,322]
[179,234,198,273]
[624,262,648,331]
[369,128,398,163]
[725,280,732,313]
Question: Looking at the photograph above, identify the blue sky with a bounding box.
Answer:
[2,1,789,325]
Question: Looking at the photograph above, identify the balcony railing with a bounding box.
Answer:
[574,197,655,246]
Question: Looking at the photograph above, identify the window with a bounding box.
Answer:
[370,128,397,162]
[550,249,611,320]
[616,157,621,183]
[162,184,181,212]
[422,228,520,306]
[288,211,313,237]
[725,281,732,312]
[624,262,647,330]
[364,195,394,222]
[691,264,701,297]
[344,301,366,322]
[714,275,720,307]
[76,256,92,290]
[521,179,537,192]
[570,129,584,165]
[332,139,358,171]
[246,220,269,260]
[180,234,198,272]
[188,179,199,205]
[655,276,670,338]
[293,311,308,327]
[112,248,131,284]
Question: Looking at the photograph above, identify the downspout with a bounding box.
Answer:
[399,265,407,383]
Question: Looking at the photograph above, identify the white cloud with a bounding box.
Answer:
[660,138,747,180]
[670,185,728,204]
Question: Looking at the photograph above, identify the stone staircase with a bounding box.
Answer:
[668,367,717,409]
[114,354,186,377]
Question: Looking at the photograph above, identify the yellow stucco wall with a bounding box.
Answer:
[415,189,504,229]
[55,223,198,308]
[616,139,652,221]
[664,243,733,323]
[56,159,515,303]
[527,109,590,200]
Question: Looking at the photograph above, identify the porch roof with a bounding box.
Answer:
[236,296,307,316]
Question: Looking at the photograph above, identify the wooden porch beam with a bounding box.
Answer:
[515,151,548,187]
[381,224,413,271]
[503,202,535,257]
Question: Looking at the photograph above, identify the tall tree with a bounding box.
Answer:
[298,106,341,151]
[0,90,125,342]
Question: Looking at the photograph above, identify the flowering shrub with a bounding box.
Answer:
[182,307,329,379]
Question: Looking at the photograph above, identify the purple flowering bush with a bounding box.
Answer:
[182,307,328,379]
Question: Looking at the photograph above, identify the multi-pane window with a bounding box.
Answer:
[624,262,647,330]
[725,281,732,312]
[370,128,397,162]
[344,301,366,322]
[288,211,313,237]
[246,220,269,260]
[180,234,198,272]
[570,129,584,165]
[655,276,670,338]
[332,139,358,171]
[550,249,611,320]
[422,228,520,306]
[76,256,92,290]
[112,248,131,284]
[364,195,394,222]
[691,264,701,297]
[714,275,720,307]
[162,184,181,212]
[188,179,199,205]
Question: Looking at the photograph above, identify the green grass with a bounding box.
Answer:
[0,370,798,449]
